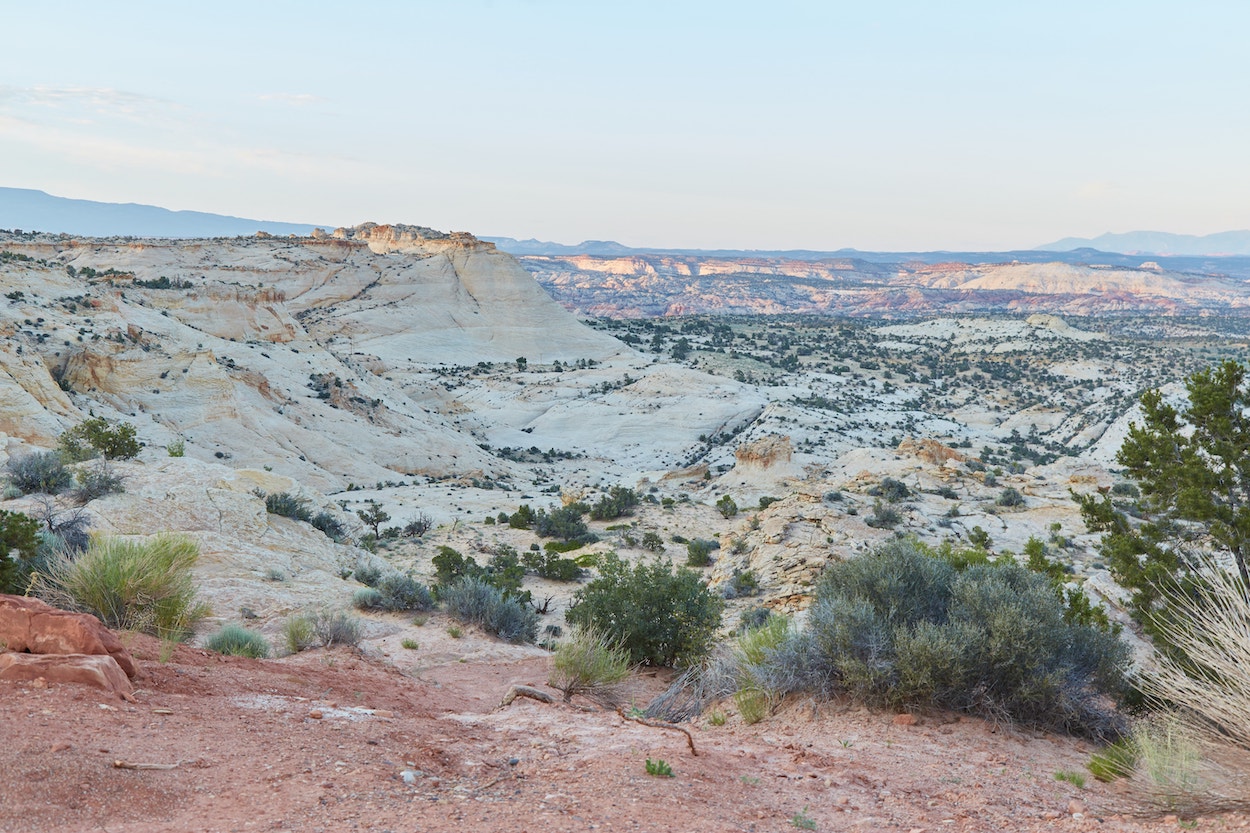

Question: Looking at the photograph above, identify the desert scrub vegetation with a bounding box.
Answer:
[58,417,140,462]
[432,545,530,604]
[282,609,363,653]
[205,623,271,658]
[441,576,538,643]
[0,509,40,593]
[565,553,723,667]
[71,459,125,504]
[5,450,73,495]
[548,624,632,703]
[262,491,312,522]
[351,563,434,612]
[658,539,1128,735]
[779,539,1127,736]
[30,533,209,641]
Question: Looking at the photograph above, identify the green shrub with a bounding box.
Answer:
[640,531,665,552]
[353,560,384,587]
[548,624,632,702]
[685,538,717,567]
[757,539,1129,737]
[967,525,992,550]
[5,451,73,495]
[166,439,185,458]
[311,511,344,540]
[71,459,125,505]
[758,496,780,510]
[873,477,911,502]
[589,486,639,521]
[723,570,760,599]
[997,486,1025,507]
[205,624,271,658]
[432,546,529,603]
[508,504,535,529]
[522,549,585,581]
[264,491,312,522]
[645,758,673,777]
[58,417,140,462]
[441,576,538,643]
[534,503,595,543]
[566,553,723,667]
[735,687,770,724]
[373,572,434,611]
[865,500,902,529]
[0,509,40,593]
[30,533,209,640]
[716,495,738,519]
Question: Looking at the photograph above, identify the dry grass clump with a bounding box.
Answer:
[1128,569,1250,814]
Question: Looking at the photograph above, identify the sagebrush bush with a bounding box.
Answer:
[352,587,384,609]
[310,609,363,647]
[442,576,537,643]
[751,539,1129,737]
[375,572,434,611]
[548,624,632,703]
[5,451,72,495]
[353,570,433,612]
[30,533,209,640]
[72,459,125,505]
[566,553,723,667]
[206,623,271,658]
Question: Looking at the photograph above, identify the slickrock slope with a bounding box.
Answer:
[0,226,761,491]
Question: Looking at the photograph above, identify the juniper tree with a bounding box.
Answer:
[1077,360,1250,652]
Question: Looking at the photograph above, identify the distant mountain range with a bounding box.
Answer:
[4,186,1250,261]
[1036,230,1250,256]
[0,187,327,238]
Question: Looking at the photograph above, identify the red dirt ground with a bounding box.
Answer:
[1,623,1242,833]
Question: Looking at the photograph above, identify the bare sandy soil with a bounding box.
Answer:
[0,621,1237,833]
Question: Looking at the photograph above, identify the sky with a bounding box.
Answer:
[1,1,1247,251]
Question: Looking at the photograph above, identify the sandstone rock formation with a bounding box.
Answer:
[0,594,137,678]
[0,652,133,696]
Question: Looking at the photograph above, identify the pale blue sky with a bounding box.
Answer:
[2,1,1246,250]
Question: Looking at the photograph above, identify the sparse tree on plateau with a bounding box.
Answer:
[1077,360,1250,654]
[356,500,390,538]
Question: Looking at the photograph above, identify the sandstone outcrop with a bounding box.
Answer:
[734,434,792,468]
[0,652,133,696]
[0,594,137,679]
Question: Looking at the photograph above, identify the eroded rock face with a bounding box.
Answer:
[0,594,137,679]
[0,652,133,696]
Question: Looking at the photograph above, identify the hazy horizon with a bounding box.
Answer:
[2,1,1247,251]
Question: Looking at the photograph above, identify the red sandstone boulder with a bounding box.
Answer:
[0,652,133,696]
[0,594,137,679]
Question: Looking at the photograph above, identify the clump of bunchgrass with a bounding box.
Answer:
[548,624,631,703]
[30,533,208,640]
[205,623,271,658]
